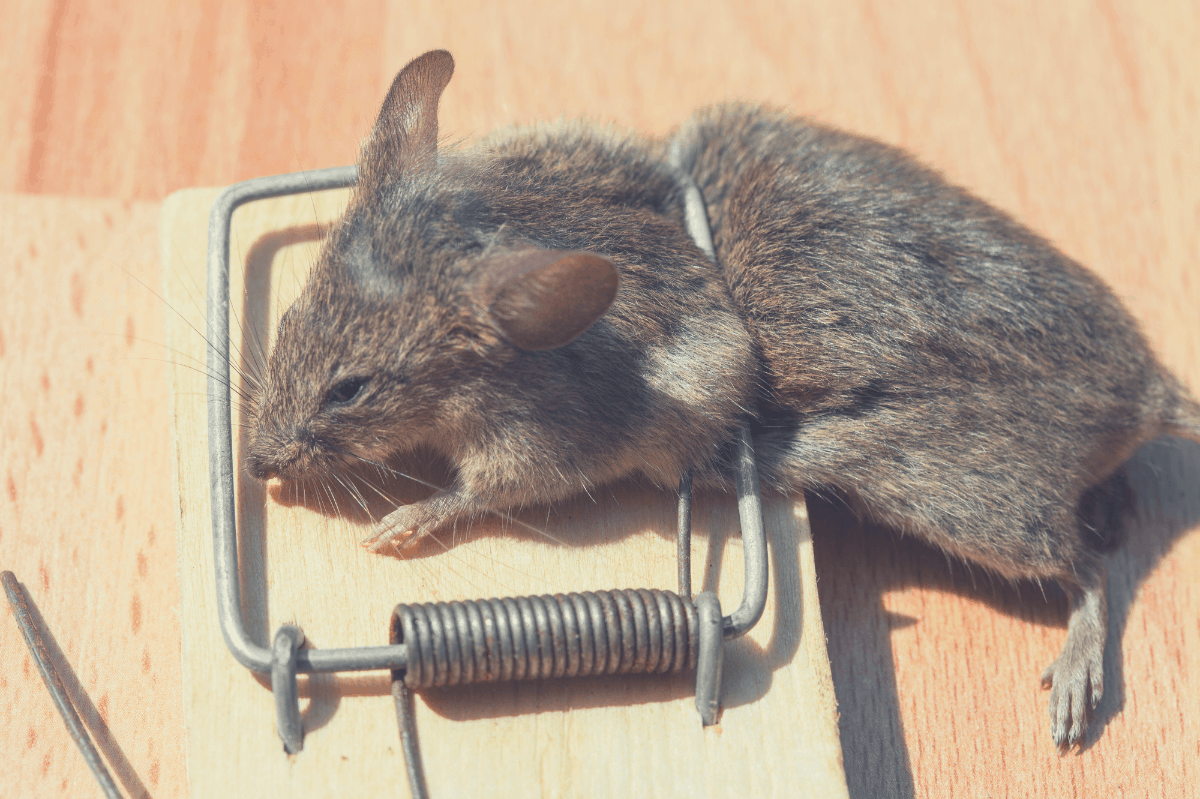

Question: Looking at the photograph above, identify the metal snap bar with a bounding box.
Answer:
[205,164,769,771]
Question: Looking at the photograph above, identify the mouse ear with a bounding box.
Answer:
[480,250,620,351]
[359,50,455,190]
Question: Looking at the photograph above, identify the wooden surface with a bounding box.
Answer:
[0,196,182,796]
[2,1,1198,797]
[161,188,847,798]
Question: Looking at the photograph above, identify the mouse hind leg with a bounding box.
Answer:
[1041,469,1129,750]
[1041,549,1107,750]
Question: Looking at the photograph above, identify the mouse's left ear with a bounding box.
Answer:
[477,250,620,351]
[359,50,455,191]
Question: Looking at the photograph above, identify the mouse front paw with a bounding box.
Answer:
[1041,648,1103,751]
[360,489,467,552]
[361,508,426,552]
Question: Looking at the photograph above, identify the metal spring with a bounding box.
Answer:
[391,589,699,689]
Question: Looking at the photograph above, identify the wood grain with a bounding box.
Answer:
[2,0,1198,796]
[1,0,389,200]
[0,195,184,797]
[162,188,847,798]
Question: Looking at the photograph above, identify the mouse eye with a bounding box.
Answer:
[327,376,369,407]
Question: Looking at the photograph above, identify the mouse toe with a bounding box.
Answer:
[361,503,431,551]
[1042,639,1104,751]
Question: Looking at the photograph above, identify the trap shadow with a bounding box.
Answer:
[252,666,704,734]
[235,222,402,740]
[812,436,1200,799]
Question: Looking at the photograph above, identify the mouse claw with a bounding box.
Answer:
[1042,649,1103,752]
[361,524,418,552]
[362,502,438,552]
[361,491,465,553]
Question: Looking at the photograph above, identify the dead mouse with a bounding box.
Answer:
[244,50,1200,750]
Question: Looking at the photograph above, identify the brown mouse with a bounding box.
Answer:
[244,50,1200,750]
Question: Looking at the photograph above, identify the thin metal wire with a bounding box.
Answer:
[2,571,123,799]
[724,424,768,640]
[666,142,770,640]
[693,591,725,726]
[677,470,693,599]
[271,626,305,754]
[206,165,413,675]
[667,136,717,263]
[391,677,429,799]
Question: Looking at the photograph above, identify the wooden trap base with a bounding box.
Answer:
[162,187,848,797]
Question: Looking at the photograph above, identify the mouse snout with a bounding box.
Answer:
[245,453,279,481]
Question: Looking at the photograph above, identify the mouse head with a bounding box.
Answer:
[244,50,620,482]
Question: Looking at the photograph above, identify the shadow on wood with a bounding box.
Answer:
[812,436,1200,799]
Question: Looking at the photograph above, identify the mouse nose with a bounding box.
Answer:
[246,455,279,481]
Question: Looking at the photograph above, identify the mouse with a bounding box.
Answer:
[243,49,1200,751]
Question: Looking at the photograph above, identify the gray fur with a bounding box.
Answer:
[245,51,1200,751]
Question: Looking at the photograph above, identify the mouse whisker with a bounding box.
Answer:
[334,450,452,496]
[411,531,489,596]
[147,263,266,391]
[146,357,260,405]
[329,469,372,517]
[339,468,410,510]
[483,510,566,546]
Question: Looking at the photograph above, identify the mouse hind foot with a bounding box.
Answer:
[1041,551,1107,751]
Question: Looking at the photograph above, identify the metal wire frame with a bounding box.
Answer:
[205,164,769,753]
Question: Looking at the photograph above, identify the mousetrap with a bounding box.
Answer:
[161,167,848,798]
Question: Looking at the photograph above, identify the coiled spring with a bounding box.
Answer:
[391,589,699,688]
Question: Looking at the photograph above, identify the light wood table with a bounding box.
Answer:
[3,1,1197,796]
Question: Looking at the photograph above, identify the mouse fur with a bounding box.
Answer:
[246,52,757,552]
[244,50,1200,751]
